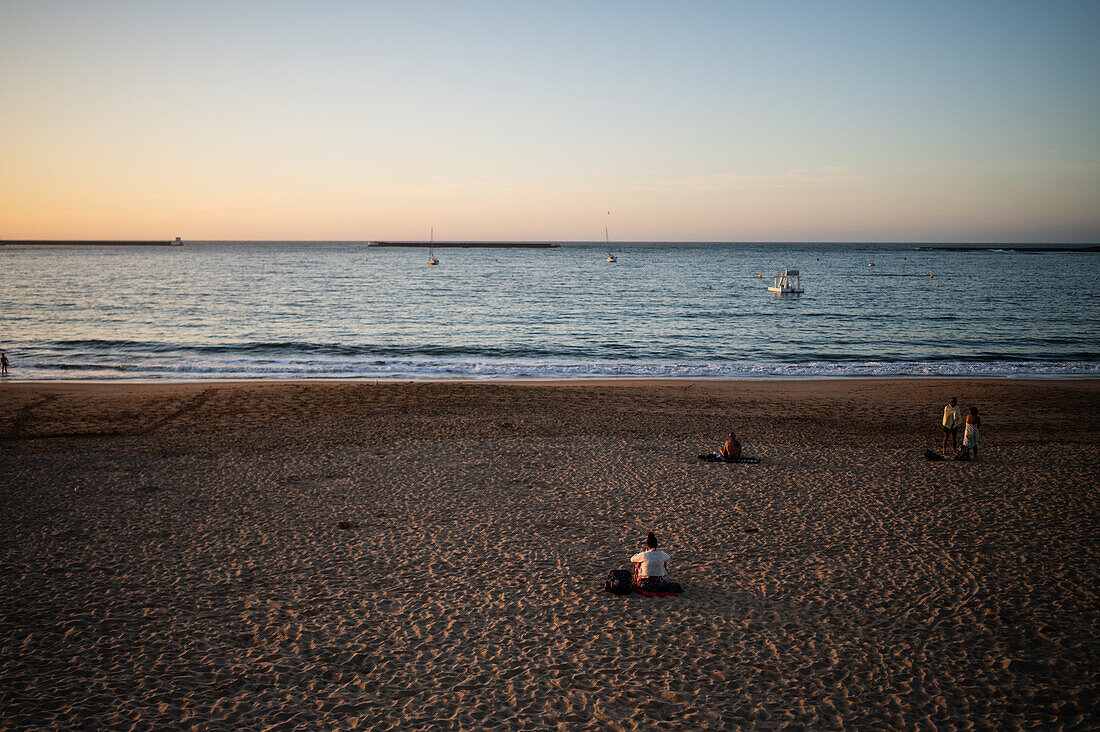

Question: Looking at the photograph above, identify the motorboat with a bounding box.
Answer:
[767,269,803,294]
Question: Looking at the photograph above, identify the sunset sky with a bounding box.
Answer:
[2,1,1098,242]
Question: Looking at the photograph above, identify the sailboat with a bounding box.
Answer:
[605,225,616,263]
[428,227,438,265]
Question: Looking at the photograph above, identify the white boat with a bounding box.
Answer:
[428,227,438,265]
[605,225,616,262]
[171,236,183,246]
[767,269,803,294]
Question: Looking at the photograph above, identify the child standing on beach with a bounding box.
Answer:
[963,407,980,459]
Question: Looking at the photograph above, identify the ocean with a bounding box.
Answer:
[1,242,1097,380]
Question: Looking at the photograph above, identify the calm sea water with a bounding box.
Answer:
[1,242,1098,380]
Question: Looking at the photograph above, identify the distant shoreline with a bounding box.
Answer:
[0,240,562,248]
[917,245,1100,252]
[2,240,1096,250]
[366,242,560,248]
[0,240,179,246]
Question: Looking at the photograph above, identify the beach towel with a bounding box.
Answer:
[697,453,760,464]
[634,580,684,597]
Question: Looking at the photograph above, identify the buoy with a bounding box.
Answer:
[930,273,934,278]
[758,273,763,278]
[936,283,939,287]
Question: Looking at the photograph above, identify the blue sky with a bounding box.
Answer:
[2,0,1098,241]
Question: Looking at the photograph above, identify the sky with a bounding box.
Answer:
[1,0,1098,242]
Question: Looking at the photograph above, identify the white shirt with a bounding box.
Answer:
[943,404,962,428]
[630,549,671,578]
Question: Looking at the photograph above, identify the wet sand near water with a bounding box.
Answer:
[1,379,1098,729]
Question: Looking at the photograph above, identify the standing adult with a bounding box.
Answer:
[0,352,8,376]
[963,407,981,459]
[942,396,962,456]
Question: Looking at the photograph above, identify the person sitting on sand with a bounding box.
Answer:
[962,407,980,459]
[719,431,742,461]
[631,532,671,588]
[698,431,758,463]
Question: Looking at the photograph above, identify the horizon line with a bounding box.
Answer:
[4,239,1099,246]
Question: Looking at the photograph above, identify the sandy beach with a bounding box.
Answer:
[1,378,1097,730]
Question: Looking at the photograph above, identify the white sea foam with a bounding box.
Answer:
[18,357,1100,380]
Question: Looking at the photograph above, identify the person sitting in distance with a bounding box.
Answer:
[631,531,671,588]
[720,431,741,461]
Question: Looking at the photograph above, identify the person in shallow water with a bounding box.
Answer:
[719,431,742,461]
[0,352,8,376]
[631,532,671,587]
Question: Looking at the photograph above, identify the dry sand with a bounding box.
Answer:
[1,379,1098,730]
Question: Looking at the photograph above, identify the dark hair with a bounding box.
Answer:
[970,407,978,415]
[646,532,658,549]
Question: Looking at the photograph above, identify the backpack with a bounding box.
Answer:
[604,569,633,595]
